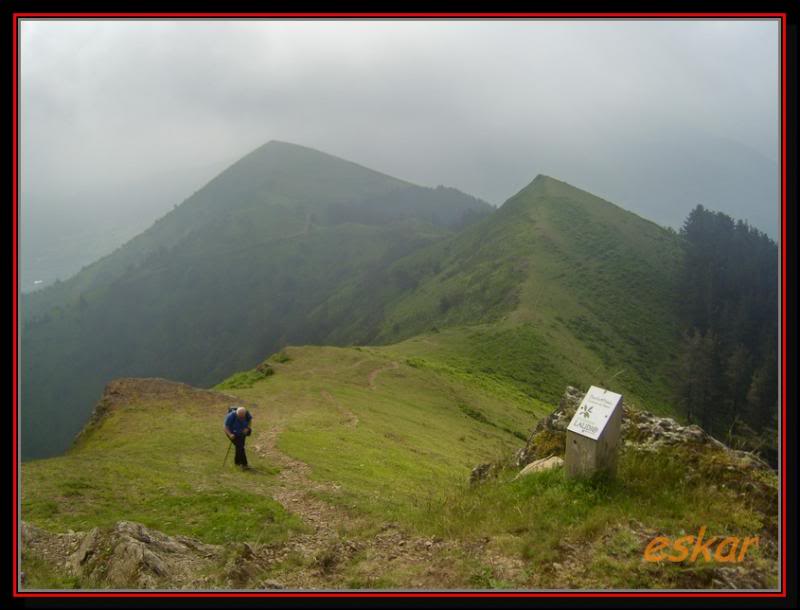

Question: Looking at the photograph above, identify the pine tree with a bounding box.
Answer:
[677,205,778,460]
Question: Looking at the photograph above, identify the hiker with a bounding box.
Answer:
[224,406,253,470]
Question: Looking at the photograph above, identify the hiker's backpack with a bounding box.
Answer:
[227,406,253,434]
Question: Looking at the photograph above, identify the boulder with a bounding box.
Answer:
[514,455,564,479]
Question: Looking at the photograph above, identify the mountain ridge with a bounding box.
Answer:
[306,168,683,412]
[20,142,492,459]
[24,141,681,460]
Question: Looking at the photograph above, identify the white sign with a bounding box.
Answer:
[566,385,622,441]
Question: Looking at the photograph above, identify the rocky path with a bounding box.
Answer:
[243,414,498,589]
[240,360,526,589]
[253,357,397,525]
[246,418,367,589]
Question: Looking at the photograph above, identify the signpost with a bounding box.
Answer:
[565,385,623,478]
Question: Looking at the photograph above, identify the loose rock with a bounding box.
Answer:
[514,455,564,479]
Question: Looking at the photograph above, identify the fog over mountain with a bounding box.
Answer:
[21,159,231,292]
[20,19,779,291]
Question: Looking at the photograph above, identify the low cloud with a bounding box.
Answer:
[20,18,780,234]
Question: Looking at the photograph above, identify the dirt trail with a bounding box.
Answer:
[245,419,367,588]
[368,361,399,390]
[251,424,347,535]
[241,362,527,589]
[30,375,526,590]
[294,356,373,379]
[250,416,468,589]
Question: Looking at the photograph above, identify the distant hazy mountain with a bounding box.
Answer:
[525,127,779,239]
[21,160,235,294]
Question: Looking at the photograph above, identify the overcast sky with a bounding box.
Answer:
[20,19,780,232]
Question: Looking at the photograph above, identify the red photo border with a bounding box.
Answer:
[10,11,789,600]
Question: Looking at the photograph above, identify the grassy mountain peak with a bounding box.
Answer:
[504,173,653,219]
[309,170,684,413]
[200,139,413,210]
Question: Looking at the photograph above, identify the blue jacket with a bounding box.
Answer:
[224,410,252,436]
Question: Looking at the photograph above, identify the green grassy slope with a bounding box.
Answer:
[21,142,491,459]
[22,379,304,546]
[22,347,777,589]
[22,346,545,543]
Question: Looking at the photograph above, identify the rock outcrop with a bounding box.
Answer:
[471,384,775,529]
[467,386,779,590]
[23,520,223,589]
[514,386,773,472]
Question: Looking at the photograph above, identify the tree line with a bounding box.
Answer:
[677,205,779,464]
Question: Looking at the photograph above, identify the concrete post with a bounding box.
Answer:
[565,385,623,478]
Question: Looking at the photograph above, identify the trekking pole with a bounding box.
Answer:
[223,438,232,468]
